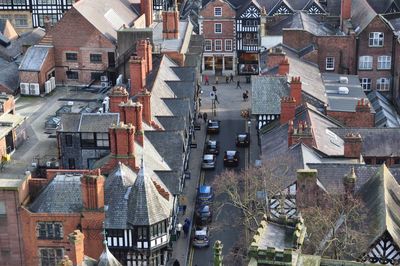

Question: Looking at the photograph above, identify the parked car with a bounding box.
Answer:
[205,139,219,155]
[207,120,221,134]
[195,205,212,224]
[236,133,250,147]
[223,150,240,167]
[192,226,210,248]
[197,185,214,205]
[201,154,216,169]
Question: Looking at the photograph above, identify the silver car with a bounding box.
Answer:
[201,154,216,169]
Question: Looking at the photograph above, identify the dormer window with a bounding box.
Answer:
[369,32,384,47]
[214,7,222,16]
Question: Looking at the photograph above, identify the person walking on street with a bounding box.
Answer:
[215,76,219,84]
[215,94,220,104]
[203,112,208,123]
[236,80,242,89]
[176,223,182,239]
[204,75,209,85]
[225,75,229,83]
[230,73,234,82]
[183,222,189,238]
[212,86,217,92]
[198,112,203,121]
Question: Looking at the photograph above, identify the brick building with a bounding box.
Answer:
[35,0,138,86]
[199,0,236,76]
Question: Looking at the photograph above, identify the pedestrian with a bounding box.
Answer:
[198,112,203,120]
[225,75,229,84]
[215,76,219,85]
[173,259,180,266]
[184,217,191,227]
[182,205,187,215]
[242,92,248,101]
[215,94,220,104]
[212,85,217,92]
[230,73,234,82]
[236,80,242,89]
[204,75,209,85]
[198,97,202,108]
[203,112,208,123]
[183,223,189,237]
[176,223,182,239]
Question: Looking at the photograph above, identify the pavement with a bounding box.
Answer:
[169,75,260,265]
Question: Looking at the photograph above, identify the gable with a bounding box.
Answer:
[269,1,294,16]
[387,2,400,13]
[363,232,400,264]
[240,4,261,19]
[306,2,326,14]
[200,0,235,18]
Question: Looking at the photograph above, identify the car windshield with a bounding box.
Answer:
[203,158,214,163]
[226,151,236,159]
[238,134,247,141]
[208,142,217,148]
[195,234,207,240]
[208,121,219,127]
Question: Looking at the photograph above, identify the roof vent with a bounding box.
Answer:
[338,87,349,95]
[339,77,348,84]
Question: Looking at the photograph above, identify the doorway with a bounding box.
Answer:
[214,56,223,76]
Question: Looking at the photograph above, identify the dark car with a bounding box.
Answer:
[224,150,240,167]
[197,185,214,205]
[192,226,210,248]
[205,139,219,155]
[236,133,250,147]
[207,120,221,134]
[195,205,212,224]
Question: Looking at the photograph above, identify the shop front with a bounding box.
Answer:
[202,54,236,76]
[237,52,259,75]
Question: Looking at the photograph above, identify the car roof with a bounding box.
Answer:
[226,150,237,156]
[199,185,211,194]
[203,154,214,160]
[198,205,210,212]
[208,140,217,145]
[195,227,208,235]
[208,120,219,123]
[237,133,248,137]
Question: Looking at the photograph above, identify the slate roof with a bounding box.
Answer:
[29,174,82,213]
[152,20,192,53]
[154,171,181,195]
[351,0,378,34]
[366,0,400,14]
[163,98,191,118]
[126,160,172,226]
[368,90,400,127]
[172,66,196,81]
[59,113,81,132]
[330,128,400,157]
[322,73,371,112]
[156,116,187,131]
[251,76,289,115]
[0,60,19,94]
[384,12,400,34]
[78,113,119,132]
[73,0,138,43]
[98,244,122,266]
[358,164,400,247]
[19,45,51,71]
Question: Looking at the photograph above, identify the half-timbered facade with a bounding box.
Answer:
[236,0,260,75]
[199,0,236,75]
[105,162,173,265]
[0,0,74,30]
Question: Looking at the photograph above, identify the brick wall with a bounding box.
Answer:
[296,169,327,209]
[50,7,115,85]
[327,110,375,127]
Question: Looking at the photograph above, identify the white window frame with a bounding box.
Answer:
[358,56,373,70]
[377,55,391,70]
[214,39,222,51]
[376,78,390,91]
[214,7,222,16]
[325,57,335,71]
[214,23,222,34]
[225,39,232,51]
[369,32,384,47]
[204,39,212,51]
[360,78,371,91]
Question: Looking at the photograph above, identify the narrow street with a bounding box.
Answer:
[186,76,259,265]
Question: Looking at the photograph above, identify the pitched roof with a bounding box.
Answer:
[351,0,377,34]
[0,60,19,93]
[251,76,289,115]
[330,128,400,157]
[19,45,51,71]
[73,0,138,42]
[78,113,119,132]
[126,160,172,226]
[98,242,122,266]
[358,164,400,246]
[366,0,400,14]
[59,113,82,132]
[29,174,82,213]
[367,90,400,127]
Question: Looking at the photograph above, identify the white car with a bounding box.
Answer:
[201,154,216,169]
[192,226,210,248]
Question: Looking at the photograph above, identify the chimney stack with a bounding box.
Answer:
[341,0,351,30]
[138,90,152,125]
[162,7,179,39]
[108,123,136,170]
[280,96,296,124]
[344,133,362,158]
[296,169,320,208]
[353,98,374,127]
[120,100,144,146]
[140,0,153,27]
[267,49,286,70]
[290,76,302,105]
[129,56,147,97]
[109,86,129,113]
[278,58,289,76]
[68,230,85,266]
[288,121,314,148]
[136,39,153,74]
[81,171,104,210]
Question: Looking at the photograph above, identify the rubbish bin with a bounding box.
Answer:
[246,75,251,83]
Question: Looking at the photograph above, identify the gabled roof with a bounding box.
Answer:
[29,174,82,213]
[358,164,400,246]
[237,0,262,18]
[366,0,400,14]
[251,75,289,115]
[268,0,294,16]
[0,59,19,94]
[19,45,51,72]
[98,242,122,266]
[78,113,119,133]
[351,0,378,34]
[127,160,172,226]
[330,128,400,157]
[367,90,400,127]
[73,0,138,42]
